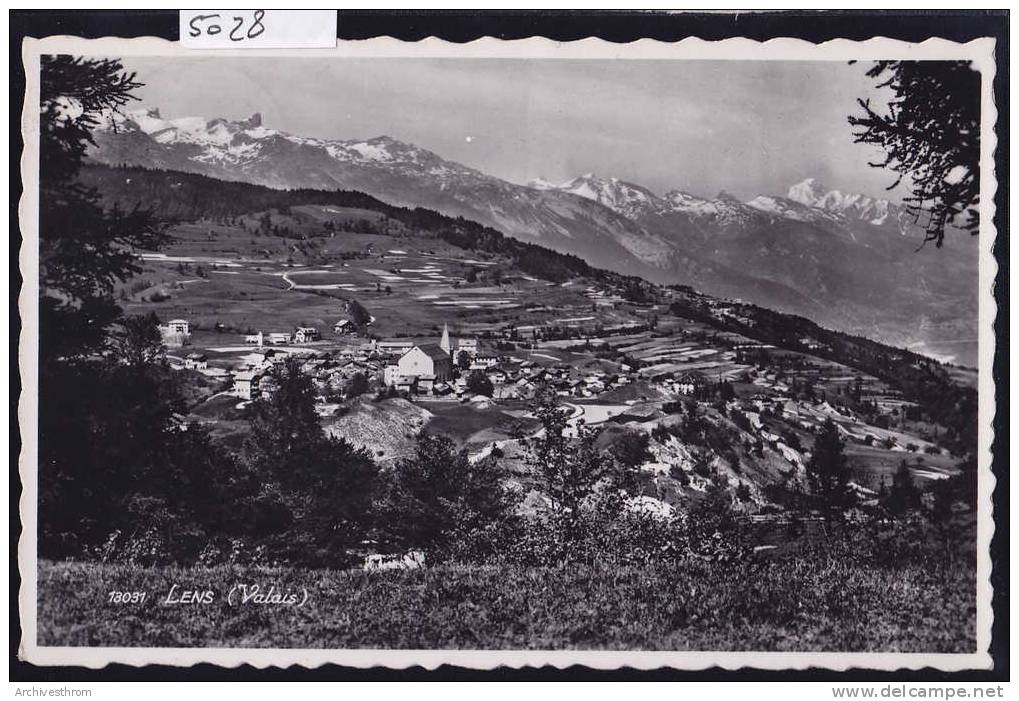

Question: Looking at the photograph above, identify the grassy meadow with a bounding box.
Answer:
[37,558,975,651]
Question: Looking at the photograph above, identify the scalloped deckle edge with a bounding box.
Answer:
[17,32,999,672]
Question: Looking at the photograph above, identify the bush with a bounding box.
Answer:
[843,515,950,568]
[669,464,690,485]
[466,370,494,397]
[651,423,679,444]
[345,371,369,399]
[684,484,753,563]
[608,430,651,469]
[346,299,372,328]
[496,502,686,568]
[731,410,752,433]
[377,432,515,562]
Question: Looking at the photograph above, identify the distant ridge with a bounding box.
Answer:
[89,108,978,364]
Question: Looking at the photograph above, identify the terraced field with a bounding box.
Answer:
[120,208,637,343]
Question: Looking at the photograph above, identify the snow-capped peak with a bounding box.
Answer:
[96,106,478,178]
[526,176,560,191]
[551,173,661,220]
[785,177,894,226]
[103,107,276,148]
[786,177,829,207]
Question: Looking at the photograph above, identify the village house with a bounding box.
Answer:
[486,367,509,384]
[294,327,320,344]
[432,381,454,397]
[514,378,537,399]
[164,319,189,335]
[159,318,191,347]
[470,353,500,370]
[383,364,401,386]
[231,369,263,401]
[183,353,208,370]
[244,331,263,346]
[677,371,707,396]
[393,376,417,394]
[584,377,606,394]
[333,319,352,335]
[252,348,281,368]
[453,337,479,356]
[493,383,517,400]
[267,332,292,345]
[376,340,414,356]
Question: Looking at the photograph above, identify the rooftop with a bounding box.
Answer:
[412,344,452,363]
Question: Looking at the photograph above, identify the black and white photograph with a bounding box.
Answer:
[15,20,1002,676]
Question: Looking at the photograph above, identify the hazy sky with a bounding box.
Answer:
[119,56,898,201]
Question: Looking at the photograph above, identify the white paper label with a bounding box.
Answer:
[180,10,336,49]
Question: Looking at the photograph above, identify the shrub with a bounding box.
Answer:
[377,433,515,562]
[466,370,494,397]
[345,371,369,399]
[684,484,754,563]
[608,430,652,470]
[669,464,690,486]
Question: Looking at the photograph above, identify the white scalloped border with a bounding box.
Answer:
[17,33,999,672]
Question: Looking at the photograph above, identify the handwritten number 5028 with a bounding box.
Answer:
[187,10,266,41]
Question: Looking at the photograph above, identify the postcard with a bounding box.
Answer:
[17,31,999,671]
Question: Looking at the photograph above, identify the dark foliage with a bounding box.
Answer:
[77,163,613,285]
[465,370,494,397]
[684,484,754,563]
[849,60,980,246]
[38,318,258,562]
[608,430,652,470]
[885,460,922,515]
[377,433,514,561]
[244,358,379,565]
[36,56,233,561]
[805,419,852,521]
[345,371,370,400]
[528,384,607,524]
[346,299,372,328]
[40,57,166,360]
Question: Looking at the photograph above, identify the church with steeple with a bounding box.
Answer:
[440,323,452,354]
[382,323,478,389]
[440,323,478,359]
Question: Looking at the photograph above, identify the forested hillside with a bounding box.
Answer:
[80,163,608,284]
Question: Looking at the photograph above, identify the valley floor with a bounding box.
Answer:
[37,559,975,652]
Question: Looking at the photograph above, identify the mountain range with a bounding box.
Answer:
[88,108,979,365]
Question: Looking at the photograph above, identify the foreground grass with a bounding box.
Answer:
[37,558,975,651]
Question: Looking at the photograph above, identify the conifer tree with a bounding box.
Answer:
[849,60,980,246]
[886,460,921,515]
[39,55,165,360]
[806,419,851,521]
